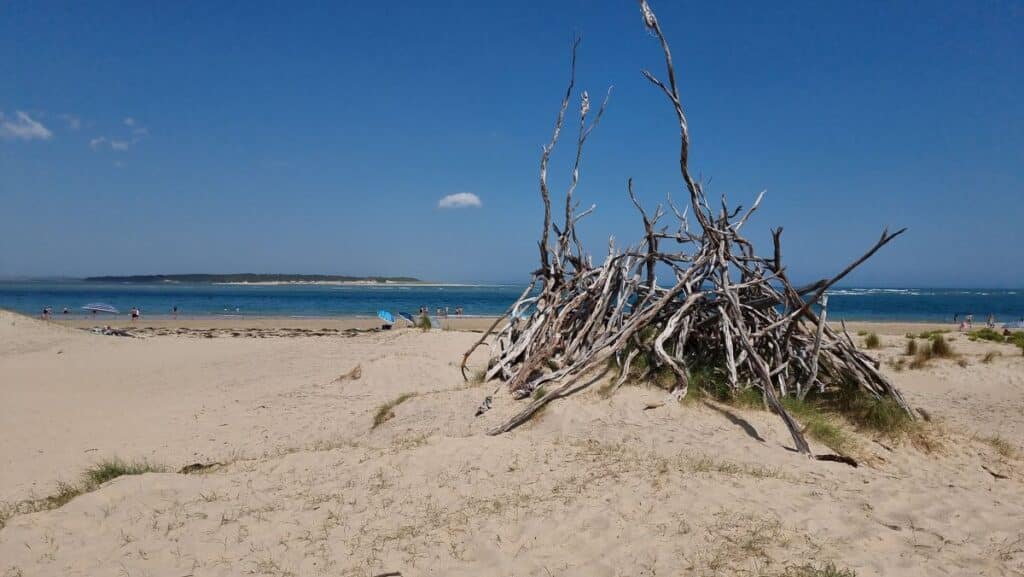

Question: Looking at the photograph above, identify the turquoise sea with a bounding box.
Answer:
[0,281,1022,324]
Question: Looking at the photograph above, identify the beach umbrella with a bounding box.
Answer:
[82,303,119,314]
[377,310,395,325]
[398,312,415,325]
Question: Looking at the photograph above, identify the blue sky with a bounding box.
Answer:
[2,1,1021,286]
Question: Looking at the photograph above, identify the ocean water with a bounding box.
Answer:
[0,281,1021,324]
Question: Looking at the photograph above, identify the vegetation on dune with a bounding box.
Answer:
[781,398,851,454]
[82,459,162,487]
[372,393,417,429]
[904,339,917,356]
[929,334,954,358]
[604,340,925,448]
[417,314,432,332]
[863,333,881,349]
[969,328,1024,354]
[0,458,162,529]
[982,435,1018,459]
[778,562,858,577]
[907,334,957,369]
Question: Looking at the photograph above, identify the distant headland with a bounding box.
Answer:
[83,274,422,285]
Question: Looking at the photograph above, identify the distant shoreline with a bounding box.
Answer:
[81,274,423,284]
[210,281,501,287]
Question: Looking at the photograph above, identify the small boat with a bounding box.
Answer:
[82,303,119,314]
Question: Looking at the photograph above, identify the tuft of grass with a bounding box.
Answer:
[856,330,868,337]
[909,348,932,369]
[416,314,432,332]
[863,333,881,349]
[778,562,857,577]
[918,329,949,339]
[731,387,765,410]
[982,351,999,364]
[470,369,486,384]
[969,327,1004,342]
[929,334,954,358]
[532,385,548,400]
[1,458,163,529]
[908,335,955,368]
[904,339,918,356]
[781,398,850,454]
[651,365,678,390]
[957,358,969,368]
[83,459,162,487]
[372,393,417,429]
[973,329,1024,354]
[982,435,1018,459]
[887,357,906,372]
[846,397,914,437]
[629,349,652,376]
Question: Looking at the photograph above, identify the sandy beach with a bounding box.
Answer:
[2,309,1023,576]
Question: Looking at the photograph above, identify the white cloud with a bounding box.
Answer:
[438,192,482,209]
[0,110,53,141]
[109,139,131,151]
[89,136,107,150]
[123,117,136,127]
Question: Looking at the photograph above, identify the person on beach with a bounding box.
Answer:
[987,314,995,328]
[130,307,140,321]
[41,307,51,320]
[62,307,69,315]
[172,305,178,319]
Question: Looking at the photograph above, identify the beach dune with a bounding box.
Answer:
[1,310,1023,576]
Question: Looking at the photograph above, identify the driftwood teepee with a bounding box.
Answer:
[462,0,912,455]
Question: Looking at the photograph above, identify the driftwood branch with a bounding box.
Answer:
[462,0,912,457]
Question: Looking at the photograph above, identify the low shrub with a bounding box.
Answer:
[904,339,917,356]
[929,334,954,358]
[863,333,881,349]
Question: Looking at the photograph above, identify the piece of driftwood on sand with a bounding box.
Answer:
[462,0,912,457]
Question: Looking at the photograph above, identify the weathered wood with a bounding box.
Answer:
[463,0,912,457]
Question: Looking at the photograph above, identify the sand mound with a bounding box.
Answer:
[1,325,1023,576]
[0,309,96,356]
